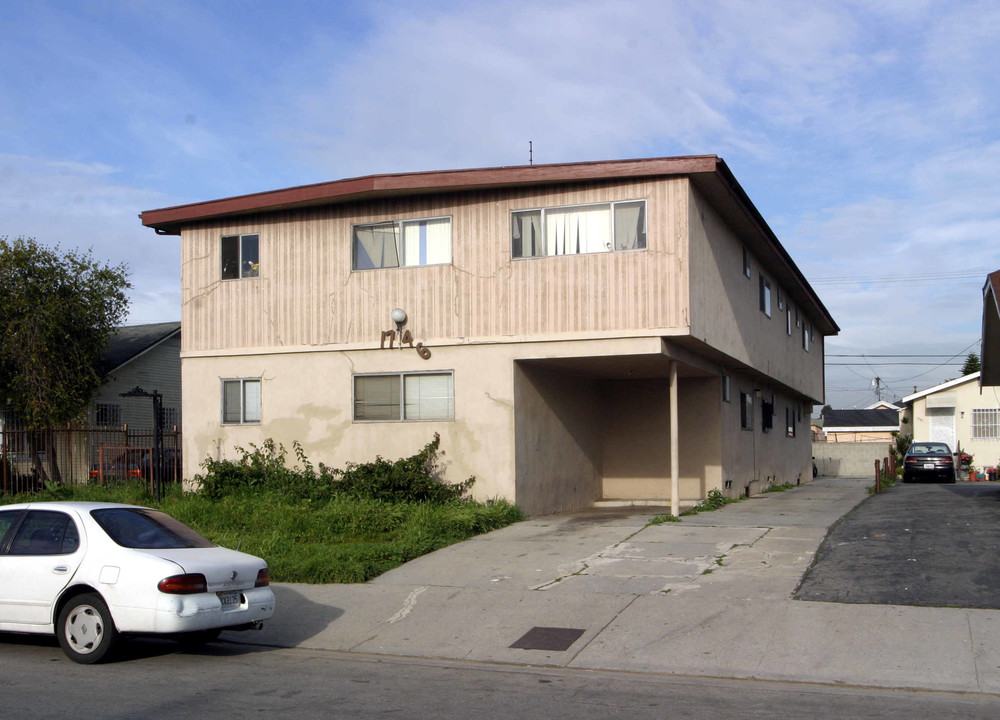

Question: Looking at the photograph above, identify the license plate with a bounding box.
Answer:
[217,590,242,611]
[923,463,936,469]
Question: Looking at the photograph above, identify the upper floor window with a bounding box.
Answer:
[352,217,452,270]
[743,246,751,278]
[222,378,261,424]
[786,305,793,336]
[802,320,811,352]
[512,200,646,258]
[722,374,731,403]
[759,276,772,317]
[221,234,259,279]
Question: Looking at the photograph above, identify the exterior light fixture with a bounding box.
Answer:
[391,308,407,349]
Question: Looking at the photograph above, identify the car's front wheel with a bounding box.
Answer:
[57,593,118,664]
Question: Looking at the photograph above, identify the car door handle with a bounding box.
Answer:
[52,566,70,574]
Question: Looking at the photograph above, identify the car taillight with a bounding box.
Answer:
[255,568,270,587]
[158,573,208,594]
[942,457,953,465]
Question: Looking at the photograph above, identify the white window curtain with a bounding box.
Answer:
[545,205,612,255]
[614,201,646,251]
[511,211,542,258]
[404,374,454,420]
[353,223,400,270]
[402,218,451,266]
[242,380,261,423]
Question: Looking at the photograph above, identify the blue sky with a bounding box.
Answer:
[2,0,998,408]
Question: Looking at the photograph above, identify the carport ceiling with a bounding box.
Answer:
[517,354,716,380]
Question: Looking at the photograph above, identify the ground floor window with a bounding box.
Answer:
[222,378,261,424]
[740,391,753,430]
[354,372,454,421]
[971,408,999,440]
[786,407,796,437]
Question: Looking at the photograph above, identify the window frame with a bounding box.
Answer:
[743,246,751,278]
[722,374,731,403]
[221,233,260,280]
[221,378,261,425]
[759,275,772,318]
[351,216,453,271]
[740,391,754,430]
[353,371,455,422]
[95,403,122,427]
[786,407,796,437]
[511,199,647,259]
[971,408,1000,440]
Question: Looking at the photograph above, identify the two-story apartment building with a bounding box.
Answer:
[140,156,837,516]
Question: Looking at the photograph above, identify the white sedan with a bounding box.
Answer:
[0,501,275,663]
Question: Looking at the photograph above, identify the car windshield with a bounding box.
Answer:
[910,444,950,455]
[91,508,216,549]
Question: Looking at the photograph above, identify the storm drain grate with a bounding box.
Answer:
[509,626,586,652]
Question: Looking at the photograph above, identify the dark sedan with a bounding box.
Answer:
[902,442,956,483]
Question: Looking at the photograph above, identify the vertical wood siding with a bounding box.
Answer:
[180,178,690,353]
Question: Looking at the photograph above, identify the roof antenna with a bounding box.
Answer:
[529,141,533,166]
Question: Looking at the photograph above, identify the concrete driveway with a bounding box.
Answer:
[795,482,1000,608]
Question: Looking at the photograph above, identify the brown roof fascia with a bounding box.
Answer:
[139,155,721,234]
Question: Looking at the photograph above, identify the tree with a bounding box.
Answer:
[962,353,981,376]
[0,236,130,484]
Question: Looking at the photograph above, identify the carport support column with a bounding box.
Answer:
[670,360,680,518]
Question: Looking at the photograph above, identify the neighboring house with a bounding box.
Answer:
[982,270,1000,387]
[140,156,838,516]
[89,321,183,431]
[814,409,899,443]
[1,321,181,487]
[865,401,900,411]
[900,372,1000,467]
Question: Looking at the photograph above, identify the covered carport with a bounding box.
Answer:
[511,338,721,517]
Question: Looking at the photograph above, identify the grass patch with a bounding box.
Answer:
[0,436,525,584]
[648,513,681,524]
[762,482,796,493]
[680,489,742,516]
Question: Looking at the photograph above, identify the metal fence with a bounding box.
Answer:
[1,423,182,496]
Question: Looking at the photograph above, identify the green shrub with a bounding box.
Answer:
[681,489,741,516]
[194,434,474,504]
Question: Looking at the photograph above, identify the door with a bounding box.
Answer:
[927,407,957,449]
[0,510,84,626]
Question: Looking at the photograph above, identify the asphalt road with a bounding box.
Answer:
[2,636,1000,719]
[795,482,1000,608]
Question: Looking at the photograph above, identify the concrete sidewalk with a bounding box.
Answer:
[228,477,1000,694]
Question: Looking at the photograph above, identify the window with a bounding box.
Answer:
[221,234,259,279]
[972,409,1000,440]
[740,392,754,430]
[7,511,79,555]
[802,320,811,352]
[512,200,646,258]
[722,374,731,403]
[222,378,261,424]
[95,403,121,427]
[759,276,772,317]
[777,287,784,311]
[786,305,793,336]
[761,396,774,433]
[743,246,751,278]
[160,407,179,429]
[786,407,796,437]
[353,217,452,270]
[354,372,454,421]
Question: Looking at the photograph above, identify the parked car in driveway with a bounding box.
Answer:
[0,501,275,664]
[902,442,957,483]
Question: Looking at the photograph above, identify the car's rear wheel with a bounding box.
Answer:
[57,593,118,664]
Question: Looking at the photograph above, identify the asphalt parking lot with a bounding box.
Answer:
[795,482,1000,608]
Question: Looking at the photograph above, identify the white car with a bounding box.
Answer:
[0,501,275,664]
